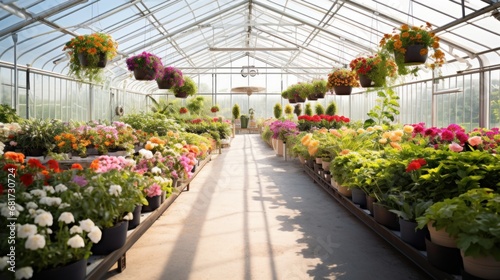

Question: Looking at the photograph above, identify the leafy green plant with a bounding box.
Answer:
[232,104,241,120]
[0,104,20,123]
[304,103,313,116]
[363,88,400,128]
[186,96,205,116]
[325,101,337,116]
[315,103,325,115]
[389,191,433,221]
[16,119,67,156]
[284,104,293,115]
[171,76,197,97]
[273,103,282,119]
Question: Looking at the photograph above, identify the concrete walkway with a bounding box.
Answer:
[109,134,429,280]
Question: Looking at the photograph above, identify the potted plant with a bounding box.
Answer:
[170,76,197,98]
[15,119,67,157]
[311,79,328,99]
[63,33,118,83]
[288,83,306,103]
[349,52,397,87]
[126,52,163,81]
[379,22,445,76]
[325,101,337,116]
[326,68,359,95]
[0,104,20,123]
[179,107,189,115]
[273,103,283,119]
[304,103,313,116]
[314,103,325,115]
[156,66,184,89]
[293,104,302,118]
[210,105,220,114]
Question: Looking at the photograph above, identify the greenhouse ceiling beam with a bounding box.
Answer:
[0,0,87,38]
[431,2,500,33]
[123,0,247,57]
[252,0,371,53]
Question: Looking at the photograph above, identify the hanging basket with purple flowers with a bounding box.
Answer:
[126,52,163,81]
[156,66,184,89]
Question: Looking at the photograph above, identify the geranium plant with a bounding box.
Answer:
[63,33,118,83]
[379,22,445,76]
[349,52,397,87]
[126,52,163,80]
[210,105,220,113]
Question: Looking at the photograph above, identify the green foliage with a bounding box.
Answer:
[261,125,273,143]
[232,104,240,119]
[325,101,337,116]
[389,192,433,221]
[120,112,182,135]
[294,104,302,117]
[0,104,20,123]
[273,103,282,119]
[364,88,400,128]
[304,103,313,116]
[315,103,325,115]
[171,76,197,97]
[284,104,293,115]
[147,96,177,116]
[186,96,205,116]
[16,119,67,155]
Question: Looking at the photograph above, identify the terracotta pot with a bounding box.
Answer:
[321,160,331,170]
[337,185,352,197]
[427,222,457,248]
[315,157,322,164]
[461,252,500,280]
[275,139,284,157]
[298,155,305,165]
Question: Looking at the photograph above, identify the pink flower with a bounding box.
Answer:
[468,136,483,147]
[448,142,463,152]
[440,129,454,141]
[145,183,162,197]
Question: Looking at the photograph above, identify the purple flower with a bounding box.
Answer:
[72,175,88,187]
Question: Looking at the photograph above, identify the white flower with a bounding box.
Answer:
[39,197,62,207]
[15,267,33,280]
[43,186,55,194]
[70,225,83,234]
[151,166,162,174]
[67,235,85,248]
[21,192,32,199]
[0,256,8,270]
[35,209,46,215]
[17,224,37,238]
[88,226,102,243]
[54,183,68,193]
[34,212,53,227]
[28,209,36,217]
[73,192,83,199]
[25,202,38,210]
[108,185,122,196]
[58,212,75,224]
[25,234,45,250]
[85,186,94,193]
[123,212,133,220]
[58,203,70,209]
[79,219,95,232]
[139,149,153,159]
[30,189,47,197]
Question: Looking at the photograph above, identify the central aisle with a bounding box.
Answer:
[109,134,429,280]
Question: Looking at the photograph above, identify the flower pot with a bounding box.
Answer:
[427,222,457,248]
[156,79,175,89]
[333,86,352,96]
[425,238,463,274]
[298,155,305,164]
[288,97,297,104]
[351,187,367,209]
[315,157,323,164]
[307,94,318,101]
[142,195,161,213]
[373,203,399,230]
[91,220,128,255]
[402,44,428,65]
[321,160,331,171]
[294,95,306,103]
[399,218,427,251]
[461,252,500,280]
[330,178,337,189]
[240,116,249,129]
[24,147,46,157]
[78,52,107,68]
[275,139,284,157]
[128,205,142,230]
[133,68,156,81]
[337,185,352,197]
[366,194,376,216]
[174,91,188,98]
[358,74,380,87]
[306,159,315,168]
[31,258,86,280]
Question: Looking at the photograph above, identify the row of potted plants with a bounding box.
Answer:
[281,79,329,102]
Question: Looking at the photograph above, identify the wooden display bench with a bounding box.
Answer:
[302,162,455,280]
[84,155,212,279]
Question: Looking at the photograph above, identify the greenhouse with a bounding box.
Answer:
[0,0,499,280]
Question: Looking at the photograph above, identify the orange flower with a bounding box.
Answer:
[90,159,99,170]
[4,152,25,163]
[71,163,83,170]
[420,48,428,56]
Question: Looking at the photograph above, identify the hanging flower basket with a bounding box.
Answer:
[126,52,163,81]
[156,66,184,89]
[327,68,358,95]
[333,86,352,96]
[78,51,107,68]
[170,76,197,98]
[349,52,397,88]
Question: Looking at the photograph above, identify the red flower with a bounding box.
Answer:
[3,164,18,175]
[71,163,83,170]
[47,159,61,173]
[27,158,46,170]
[406,158,427,172]
[20,174,34,187]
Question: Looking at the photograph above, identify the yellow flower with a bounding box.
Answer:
[301,133,312,146]
[308,146,318,156]
[366,127,375,132]
[390,142,402,150]
[379,138,388,144]
[403,125,414,133]
[394,130,404,137]
[357,128,366,134]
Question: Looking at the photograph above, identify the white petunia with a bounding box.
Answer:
[88,226,102,243]
[15,266,33,280]
[67,235,85,248]
[58,212,75,224]
[25,202,38,210]
[43,186,55,194]
[28,209,36,217]
[70,225,83,234]
[54,183,68,193]
[17,224,37,238]
[15,204,24,212]
[30,189,47,197]
[151,166,162,174]
[139,149,153,159]
[79,219,95,232]
[58,203,70,209]
[108,185,122,196]
[21,193,32,199]
[25,234,45,250]
[39,197,62,207]
[0,256,8,270]
[34,212,53,227]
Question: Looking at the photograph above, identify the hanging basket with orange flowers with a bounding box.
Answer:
[63,33,118,83]
[326,68,359,96]
[379,22,445,76]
